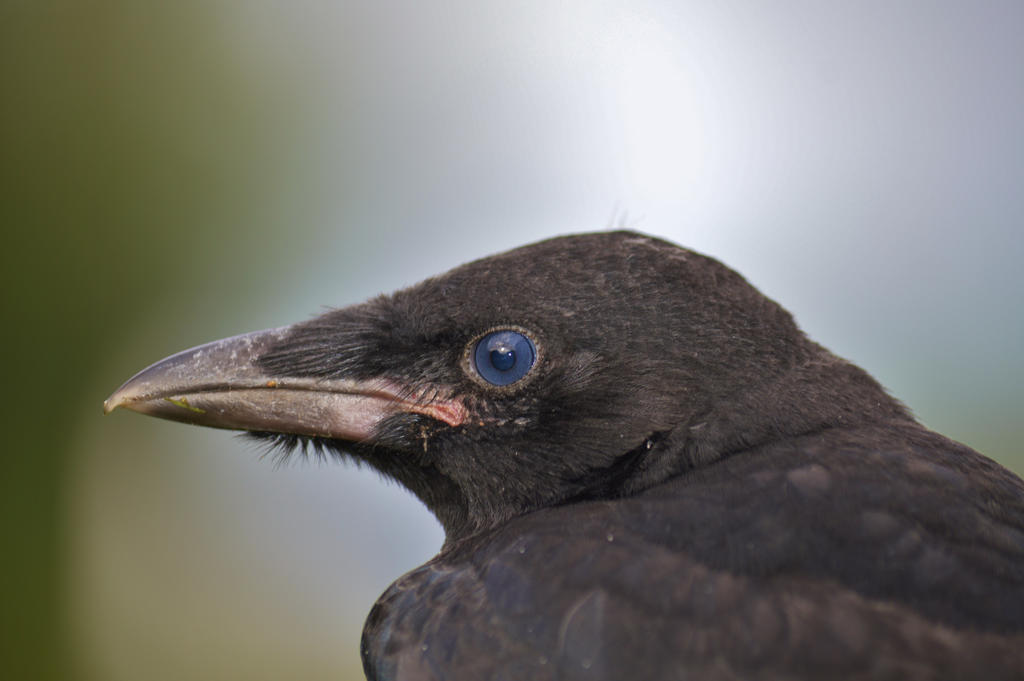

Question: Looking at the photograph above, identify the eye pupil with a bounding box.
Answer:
[490,347,516,371]
[473,330,536,386]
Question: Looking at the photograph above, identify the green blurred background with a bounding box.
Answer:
[3,2,1021,679]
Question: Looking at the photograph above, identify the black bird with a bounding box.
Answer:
[105,232,1024,680]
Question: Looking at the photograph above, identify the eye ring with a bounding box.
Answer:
[469,329,538,387]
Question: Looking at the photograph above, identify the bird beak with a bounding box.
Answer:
[104,327,467,441]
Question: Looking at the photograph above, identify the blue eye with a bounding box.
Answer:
[473,330,536,386]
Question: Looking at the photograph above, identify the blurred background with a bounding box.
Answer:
[2,1,1022,679]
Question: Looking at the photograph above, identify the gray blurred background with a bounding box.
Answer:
[2,1,1021,679]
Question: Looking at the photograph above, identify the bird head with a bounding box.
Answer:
[106,232,887,540]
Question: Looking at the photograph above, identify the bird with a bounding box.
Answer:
[105,231,1024,680]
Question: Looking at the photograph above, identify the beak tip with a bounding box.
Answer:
[103,393,122,414]
[104,382,138,414]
